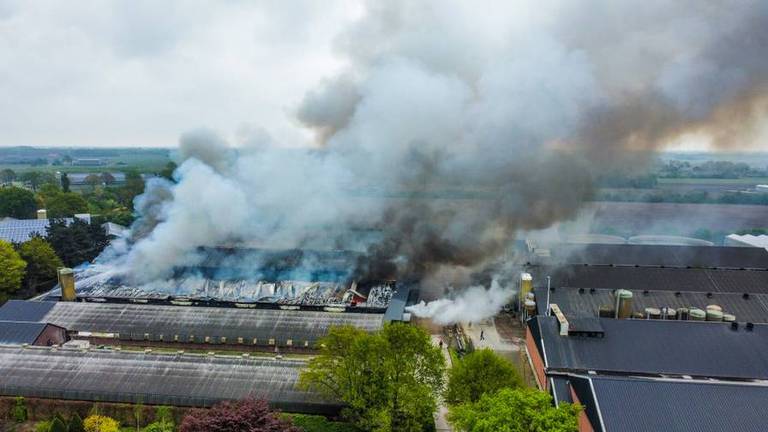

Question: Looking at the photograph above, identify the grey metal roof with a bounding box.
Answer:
[0,321,48,345]
[0,218,73,243]
[537,286,768,323]
[0,300,55,321]
[589,375,768,432]
[0,300,384,347]
[532,265,768,294]
[531,315,768,380]
[0,345,335,413]
[537,244,768,269]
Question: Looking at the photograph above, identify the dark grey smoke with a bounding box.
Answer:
[104,1,767,297]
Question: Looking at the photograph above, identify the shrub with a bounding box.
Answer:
[49,417,68,432]
[179,398,299,432]
[84,414,120,432]
[288,414,360,432]
[69,413,86,432]
[10,396,28,423]
[35,420,52,432]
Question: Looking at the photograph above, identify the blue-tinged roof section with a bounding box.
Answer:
[591,376,768,432]
[0,218,73,243]
[0,300,56,322]
[384,285,411,322]
[0,321,48,345]
[534,315,768,380]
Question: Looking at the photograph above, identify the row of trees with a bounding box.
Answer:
[597,189,768,206]
[298,324,580,432]
[0,164,161,224]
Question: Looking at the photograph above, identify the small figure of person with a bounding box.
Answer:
[480,330,485,340]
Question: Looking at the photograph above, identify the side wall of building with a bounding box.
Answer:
[33,325,67,346]
[525,326,547,390]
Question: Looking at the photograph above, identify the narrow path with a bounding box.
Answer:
[432,334,453,432]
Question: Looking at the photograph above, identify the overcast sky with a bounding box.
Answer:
[0,0,360,148]
[0,1,764,151]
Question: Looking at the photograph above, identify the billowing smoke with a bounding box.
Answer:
[406,278,514,325]
[100,1,768,322]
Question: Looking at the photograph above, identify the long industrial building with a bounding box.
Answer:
[0,345,337,413]
[551,374,768,432]
[0,300,386,349]
[535,286,768,323]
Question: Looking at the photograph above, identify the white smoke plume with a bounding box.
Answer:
[406,278,515,325]
[95,0,768,323]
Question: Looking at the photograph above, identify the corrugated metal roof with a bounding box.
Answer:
[532,315,768,380]
[0,218,73,243]
[537,286,768,323]
[0,345,336,413]
[532,265,768,293]
[0,300,384,347]
[0,321,48,345]
[537,244,768,269]
[589,375,768,432]
[0,300,56,322]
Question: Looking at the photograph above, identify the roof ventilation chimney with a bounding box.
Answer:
[57,268,76,301]
[37,209,47,220]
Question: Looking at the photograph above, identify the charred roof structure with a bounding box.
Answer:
[551,374,768,432]
[48,248,402,310]
[0,345,335,413]
[0,300,385,348]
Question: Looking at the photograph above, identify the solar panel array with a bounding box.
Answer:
[0,345,337,413]
[27,301,385,347]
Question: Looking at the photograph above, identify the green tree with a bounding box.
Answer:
[18,237,64,292]
[101,172,116,185]
[300,324,445,432]
[1,168,16,184]
[10,396,27,422]
[61,172,71,192]
[45,192,89,218]
[50,417,68,432]
[448,388,580,432]
[46,219,109,267]
[142,406,175,432]
[0,240,26,301]
[20,171,57,191]
[445,349,522,405]
[85,174,101,190]
[117,170,145,208]
[159,162,177,181]
[0,186,37,218]
[69,413,86,432]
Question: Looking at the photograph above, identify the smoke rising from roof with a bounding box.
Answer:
[101,1,768,313]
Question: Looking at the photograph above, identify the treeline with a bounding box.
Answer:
[659,160,768,179]
[597,190,768,206]
[0,162,177,226]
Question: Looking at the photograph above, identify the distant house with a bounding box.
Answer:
[0,321,67,346]
[67,172,126,185]
[72,158,106,166]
